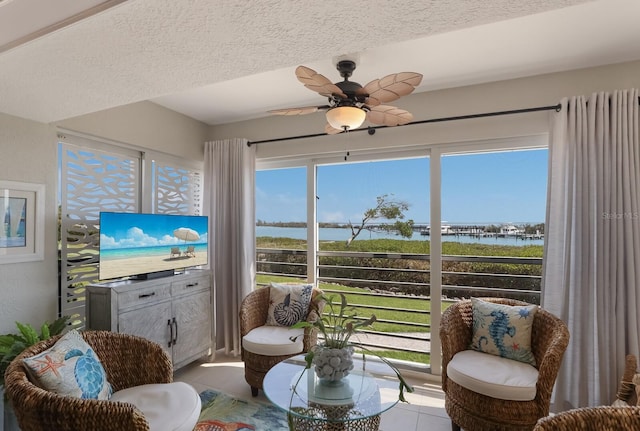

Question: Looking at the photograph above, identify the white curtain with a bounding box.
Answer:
[204,138,256,356]
[543,89,640,411]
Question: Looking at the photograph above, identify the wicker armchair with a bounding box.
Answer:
[440,298,570,431]
[4,330,174,431]
[240,286,323,396]
[533,406,640,430]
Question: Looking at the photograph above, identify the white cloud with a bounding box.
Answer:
[123,227,159,247]
[320,211,345,223]
[159,234,179,245]
[100,226,199,249]
[159,231,208,245]
[99,234,118,248]
[100,227,168,249]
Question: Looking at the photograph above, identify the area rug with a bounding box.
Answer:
[196,389,289,431]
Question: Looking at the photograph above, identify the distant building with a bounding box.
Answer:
[500,224,523,235]
[421,225,454,235]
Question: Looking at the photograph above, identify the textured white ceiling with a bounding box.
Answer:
[1,0,638,125]
[0,0,113,49]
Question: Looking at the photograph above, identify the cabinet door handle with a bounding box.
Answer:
[168,319,173,347]
[139,292,156,299]
[172,317,178,345]
[186,282,199,288]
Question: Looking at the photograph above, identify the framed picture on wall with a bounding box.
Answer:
[0,180,45,264]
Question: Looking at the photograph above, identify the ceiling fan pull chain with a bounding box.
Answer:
[344,128,351,161]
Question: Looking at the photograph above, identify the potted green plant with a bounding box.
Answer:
[0,316,70,389]
[0,316,70,430]
[291,293,414,400]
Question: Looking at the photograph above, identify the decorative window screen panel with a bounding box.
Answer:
[58,140,204,325]
[59,141,141,325]
[153,160,202,215]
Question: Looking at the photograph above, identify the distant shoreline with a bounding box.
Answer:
[256,221,545,228]
[255,225,544,247]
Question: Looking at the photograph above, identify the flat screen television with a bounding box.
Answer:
[98,212,208,280]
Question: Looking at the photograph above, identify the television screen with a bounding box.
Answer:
[99,212,208,280]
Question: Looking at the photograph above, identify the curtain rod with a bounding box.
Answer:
[247,103,562,146]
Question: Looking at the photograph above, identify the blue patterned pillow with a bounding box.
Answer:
[23,329,113,400]
[266,283,313,327]
[470,298,538,366]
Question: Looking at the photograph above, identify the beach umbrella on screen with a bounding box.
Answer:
[173,227,200,243]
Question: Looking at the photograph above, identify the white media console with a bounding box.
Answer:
[86,270,212,370]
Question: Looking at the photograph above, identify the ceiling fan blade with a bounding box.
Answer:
[363,72,423,105]
[268,105,329,116]
[354,87,380,106]
[296,66,347,98]
[324,123,343,135]
[367,105,414,126]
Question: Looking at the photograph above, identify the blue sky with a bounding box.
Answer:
[256,148,548,225]
[99,212,208,249]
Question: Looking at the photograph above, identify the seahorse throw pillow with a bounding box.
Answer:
[266,282,313,327]
[469,298,538,366]
[23,329,113,400]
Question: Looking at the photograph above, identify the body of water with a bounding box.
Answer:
[100,243,208,259]
[256,226,544,246]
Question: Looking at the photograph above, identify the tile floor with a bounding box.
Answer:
[174,351,452,431]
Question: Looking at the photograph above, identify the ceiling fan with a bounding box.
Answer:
[269,60,423,134]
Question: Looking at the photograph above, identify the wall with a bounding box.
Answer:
[0,102,208,334]
[0,114,58,334]
[57,101,209,161]
[210,60,640,162]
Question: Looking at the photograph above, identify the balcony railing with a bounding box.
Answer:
[256,247,543,367]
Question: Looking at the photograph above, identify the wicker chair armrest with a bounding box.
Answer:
[239,287,270,336]
[532,314,570,405]
[301,288,324,351]
[440,302,473,366]
[615,354,638,403]
[87,331,173,391]
[305,288,326,323]
[439,301,473,392]
[534,406,640,430]
[302,327,318,351]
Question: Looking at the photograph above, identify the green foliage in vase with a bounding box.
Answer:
[0,316,70,389]
[291,293,414,403]
[293,292,376,349]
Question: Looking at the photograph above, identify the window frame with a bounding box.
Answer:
[256,133,548,374]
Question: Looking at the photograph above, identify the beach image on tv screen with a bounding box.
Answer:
[99,212,208,280]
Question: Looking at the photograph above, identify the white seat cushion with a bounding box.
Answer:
[447,349,538,401]
[242,325,304,356]
[110,382,201,431]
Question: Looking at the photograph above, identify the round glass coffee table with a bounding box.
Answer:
[263,354,401,431]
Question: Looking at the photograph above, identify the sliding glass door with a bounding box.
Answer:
[255,135,548,373]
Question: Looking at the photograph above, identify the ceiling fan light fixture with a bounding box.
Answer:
[326,106,366,131]
[272,63,421,132]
